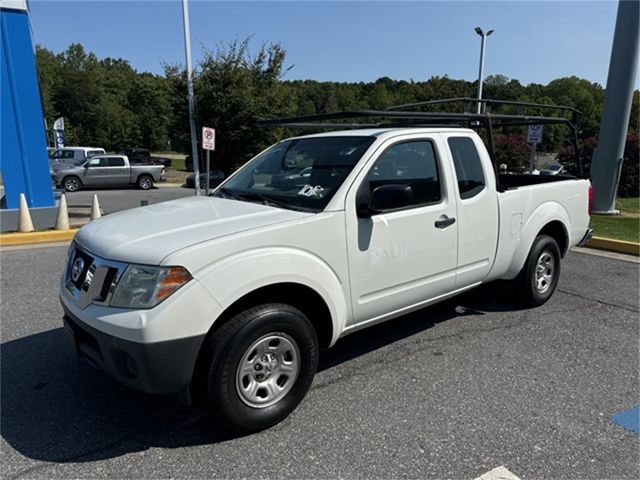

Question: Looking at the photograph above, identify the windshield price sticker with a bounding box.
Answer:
[298,185,325,198]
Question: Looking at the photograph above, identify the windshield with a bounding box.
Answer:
[216,136,375,212]
[548,165,561,170]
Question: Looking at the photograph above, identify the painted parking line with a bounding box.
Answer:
[611,405,640,434]
[474,466,522,480]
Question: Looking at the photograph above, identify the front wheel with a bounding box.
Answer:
[514,235,561,307]
[201,304,319,433]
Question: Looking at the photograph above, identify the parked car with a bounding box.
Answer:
[185,170,225,189]
[60,124,591,434]
[49,147,106,170]
[270,166,312,189]
[120,148,172,167]
[540,164,566,176]
[53,155,166,191]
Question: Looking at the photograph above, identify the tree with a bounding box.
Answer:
[194,38,295,172]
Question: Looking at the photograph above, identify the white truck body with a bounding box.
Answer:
[60,127,591,427]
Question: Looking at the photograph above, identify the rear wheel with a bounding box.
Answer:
[137,175,153,190]
[63,176,81,192]
[514,235,561,307]
[200,303,318,433]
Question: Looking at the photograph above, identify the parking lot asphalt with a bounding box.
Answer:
[1,246,638,479]
[65,186,193,215]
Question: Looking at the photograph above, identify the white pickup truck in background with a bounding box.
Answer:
[60,104,592,433]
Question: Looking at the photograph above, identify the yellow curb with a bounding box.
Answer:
[0,229,78,246]
[587,236,640,256]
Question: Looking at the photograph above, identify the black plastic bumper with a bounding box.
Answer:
[62,305,205,404]
[577,227,594,247]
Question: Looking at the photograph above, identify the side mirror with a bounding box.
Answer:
[357,184,413,218]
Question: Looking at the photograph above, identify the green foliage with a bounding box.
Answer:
[36,41,638,181]
[36,43,171,151]
[493,134,531,172]
[558,134,638,197]
[193,39,295,172]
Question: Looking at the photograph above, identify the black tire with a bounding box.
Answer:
[201,303,319,433]
[63,176,81,192]
[137,175,153,190]
[514,235,561,307]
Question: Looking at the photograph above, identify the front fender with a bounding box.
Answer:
[196,247,348,346]
[502,201,570,280]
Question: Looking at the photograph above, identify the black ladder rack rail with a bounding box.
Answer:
[257,98,584,177]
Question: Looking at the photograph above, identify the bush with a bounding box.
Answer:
[558,134,639,197]
[493,134,531,173]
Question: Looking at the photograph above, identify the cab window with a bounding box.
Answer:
[365,140,441,207]
[87,158,108,167]
[448,137,486,199]
[107,157,125,167]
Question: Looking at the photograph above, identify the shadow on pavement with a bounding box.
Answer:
[1,283,521,463]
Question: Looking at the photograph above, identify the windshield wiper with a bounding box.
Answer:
[236,192,296,210]
[215,188,314,213]
[214,187,241,200]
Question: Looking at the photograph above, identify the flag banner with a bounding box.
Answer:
[54,129,65,149]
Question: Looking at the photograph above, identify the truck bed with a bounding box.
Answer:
[490,175,591,281]
[498,173,578,190]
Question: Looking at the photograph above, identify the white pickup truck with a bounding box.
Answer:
[60,125,592,432]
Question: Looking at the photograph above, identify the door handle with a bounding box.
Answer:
[435,215,456,229]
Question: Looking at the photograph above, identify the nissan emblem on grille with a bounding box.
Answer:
[82,266,94,289]
[71,257,84,283]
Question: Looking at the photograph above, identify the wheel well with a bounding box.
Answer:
[137,173,152,182]
[189,283,334,404]
[538,221,568,257]
[63,175,81,184]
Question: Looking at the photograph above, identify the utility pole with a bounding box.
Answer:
[590,0,639,214]
[474,27,494,115]
[181,0,201,196]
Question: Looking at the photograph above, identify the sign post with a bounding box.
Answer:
[526,124,543,174]
[202,127,215,196]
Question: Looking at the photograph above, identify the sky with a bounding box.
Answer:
[27,0,631,87]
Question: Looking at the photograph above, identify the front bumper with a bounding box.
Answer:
[62,304,204,404]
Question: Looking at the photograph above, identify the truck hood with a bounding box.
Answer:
[75,196,313,265]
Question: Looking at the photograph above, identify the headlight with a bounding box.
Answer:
[110,264,192,309]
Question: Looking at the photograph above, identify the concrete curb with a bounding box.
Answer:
[0,229,78,246]
[586,236,640,256]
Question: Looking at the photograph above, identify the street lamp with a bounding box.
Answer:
[182,0,201,196]
[475,27,494,115]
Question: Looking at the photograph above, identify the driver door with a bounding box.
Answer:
[83,157,108,186]
[345,135,458,327]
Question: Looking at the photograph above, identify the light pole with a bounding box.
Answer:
[181,0,201,196]
[475,27,494,115]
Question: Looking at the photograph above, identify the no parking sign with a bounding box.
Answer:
[202,127,215,150]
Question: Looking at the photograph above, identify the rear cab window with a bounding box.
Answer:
[107,157,126,167]
[447,136,486,199]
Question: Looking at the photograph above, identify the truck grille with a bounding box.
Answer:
[65,244,127,309]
